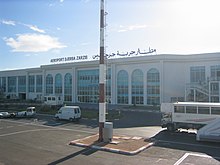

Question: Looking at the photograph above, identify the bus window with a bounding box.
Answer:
[198,107,210,114]
[211,107,220,115]
[174,106,185,113]
[186,106,197,114]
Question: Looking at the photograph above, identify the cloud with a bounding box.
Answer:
[117,24,148,33]
[1,20,16,26]
[60,0,64,2]
[81,0,91,3]
[21,23,46,33]
[4,33,66,53]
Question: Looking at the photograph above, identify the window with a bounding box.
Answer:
[186,106,197,114]
[198,107,210,114]
[117,70,128,104]
[1,77,6,92]
[64,73,72,102]
[77,70,99,103]
[211,107,220,115]
[132,69,144,105]
[190,66,205,83]
[18,76,26,92]
[36,75,42,93]
[8,76,16,93]
[55,74,62,94]
[174,106,185,113]
[46,74,53,94]
[28,75,35,92]
[147,68,160,105]
[211,65,220,81]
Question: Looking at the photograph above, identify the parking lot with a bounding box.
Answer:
[0,113,220,165]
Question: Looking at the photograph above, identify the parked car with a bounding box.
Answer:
[16,107,36,117]
[55,106,81,121]
[0,111,15,118]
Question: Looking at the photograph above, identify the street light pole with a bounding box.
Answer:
[98,0,106,142]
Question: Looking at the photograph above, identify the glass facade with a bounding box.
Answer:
[147,68,160,105]
[190,66,205,83]
[211,65,220,81]
[64,73,72,102]
[77,69,99,103]
[8,76,16,93]
[106,68,111,103]
[46,74,53,94]
[55,74,62,94]
[18,76,26,93]
[1,77,6,92]
[28,75,35,92]
[36,75,42,93]
[132,69,144,105]
[117,70,129,104]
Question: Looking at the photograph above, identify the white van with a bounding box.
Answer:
[16,107,36,117]
[55,106,81,121]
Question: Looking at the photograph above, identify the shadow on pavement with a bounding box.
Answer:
[151,130,220,162]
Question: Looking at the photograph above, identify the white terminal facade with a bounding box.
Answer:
[0,52,220,105]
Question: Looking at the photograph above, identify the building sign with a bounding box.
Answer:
[50,55,88,63]
[50,47,156,63]
[92,47,156,59]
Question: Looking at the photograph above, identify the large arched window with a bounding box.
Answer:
[55,74,62,94]
[117,70,128,104]
[147,68,160,105]
[46,74,53,94]
[64,73,72,102]
[131,69,144,105]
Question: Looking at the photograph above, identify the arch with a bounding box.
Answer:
[117,70,128,104]
[131,69,144,105]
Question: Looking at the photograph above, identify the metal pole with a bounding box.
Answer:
[98,0,106,142]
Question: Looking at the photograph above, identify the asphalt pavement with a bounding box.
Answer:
[0,111,220,165]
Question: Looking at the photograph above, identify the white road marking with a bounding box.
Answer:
[0,128,54,137]
[174,153,219,165]
[0,119,95,135]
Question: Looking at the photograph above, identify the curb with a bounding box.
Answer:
[69,140,154,155]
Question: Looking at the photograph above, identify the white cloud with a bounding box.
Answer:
[117,24,148,33]
[22,24,45,33]
[81,0,91,3]
[112,24,149,33]
[60,0,64,2]
[1,20,16,26]
[4,33,66,53]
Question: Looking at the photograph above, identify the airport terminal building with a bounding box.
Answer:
[0,52,220,105]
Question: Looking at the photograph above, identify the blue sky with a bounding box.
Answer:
[1,0,220,70]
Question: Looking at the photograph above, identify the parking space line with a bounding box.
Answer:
[0,128,54,137]
[174,153,217,165]
[1,119,95,134]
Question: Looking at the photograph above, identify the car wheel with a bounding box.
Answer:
[167,124,175,132]
[69,118,74,122]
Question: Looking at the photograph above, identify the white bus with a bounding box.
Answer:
[161,102,220,131]
[44,96,63,106]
